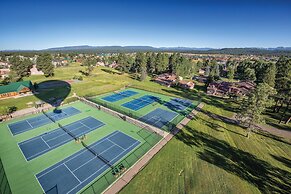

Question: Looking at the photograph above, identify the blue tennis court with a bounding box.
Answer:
[139,108,178,129]
[164,98,192,111]
[102,90,138,102]
[8,107,81,136]
[122,95,160,111]
[36,131,140,194]
[19,117,105,161]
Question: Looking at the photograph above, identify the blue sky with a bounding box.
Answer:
[0,0,291,50]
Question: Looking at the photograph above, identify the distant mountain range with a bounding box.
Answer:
[44,45,214,52]
[2,45,291,55]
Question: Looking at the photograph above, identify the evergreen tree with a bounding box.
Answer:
[9,56,33,80]
[237,83,276,138]
[227,65,235,80]
[146,52,156,74]
[82,58,97,76]
[135,53,147,81]
[262,62,276,87]
[155,53,169,73]
[37,53,54,77]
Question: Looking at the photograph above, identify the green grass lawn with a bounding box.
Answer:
[120,94,291,194]
[0,101,161,194]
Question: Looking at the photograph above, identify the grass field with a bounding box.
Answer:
[120,94,291,194]
[0,101,161,194]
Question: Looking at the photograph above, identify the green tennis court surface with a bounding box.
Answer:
[90,88,199,131]
[0,101,162,194]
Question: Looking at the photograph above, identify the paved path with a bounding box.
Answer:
[257,123,291,141]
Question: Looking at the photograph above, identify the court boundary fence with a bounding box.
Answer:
[78,97,168,138]
[0,159,12,194]
[83,96,189,133]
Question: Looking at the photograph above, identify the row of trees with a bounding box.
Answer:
[115,52,194,81]
[1,54,54,85]
[236,56,290,136]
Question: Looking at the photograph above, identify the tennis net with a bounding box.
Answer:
[114,91,131,97]
[58,123,77,140]
[42,110,55,122]
[81,141,113,168]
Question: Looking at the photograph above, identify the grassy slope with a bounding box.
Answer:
[120,93,291,194]
[0,101,148,194]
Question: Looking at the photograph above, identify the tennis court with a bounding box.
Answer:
[122,95,160,111]
[102,90,138,102]
[36,130,140,194]
[164,98,193,111]
[140,108,178,129]
[8,107,81,136]
[19,117,105,161]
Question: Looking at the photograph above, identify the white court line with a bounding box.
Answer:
[26,147,51,161]
[25,118,105,161]
[16,143,29,162]
[72,144,116,172]
[64,163,81,183]
[66,140,140,194]
[41,136,51,149]
[107,138,125,151]
[37,131,120,179]
[34,174,45,194]
[26,120,33,129]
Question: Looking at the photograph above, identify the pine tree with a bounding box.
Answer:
[37,53,54,77]
[237,83,276,138]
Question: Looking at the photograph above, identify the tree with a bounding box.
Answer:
[146,52,156,74]
[37,53,54,77]
[236,83,276,138]
[81,58,97,76]
[236,60,253,80]
[227,65,235,80]
[214,64,220,79]
[169,53,179,73]
[243,68,256,81]
[134,52,147,81]
[205,66,210,76]
[273,56,291,122]
[262,63,276,87]
[9,56,33,80]
[155,53,169,73]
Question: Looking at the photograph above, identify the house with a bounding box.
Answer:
[30,65,44,75]
[178,80,195,89]
[0,81,33,99]
[107,61,119,68]
[154,73,178,87]
[207,81,255,98]
[0,69,10,79]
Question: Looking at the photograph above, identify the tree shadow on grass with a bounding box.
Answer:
[175,125,291,194]
[101,68,123,75]
[270,154,291,169]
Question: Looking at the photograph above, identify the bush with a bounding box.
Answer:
[73,75,83,81]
